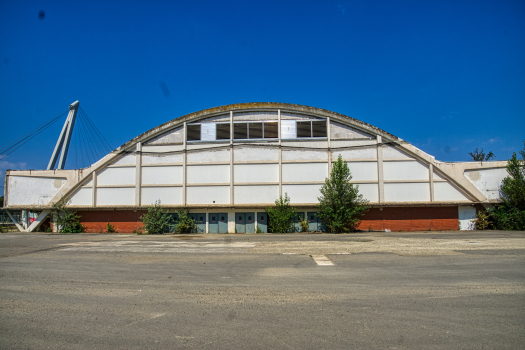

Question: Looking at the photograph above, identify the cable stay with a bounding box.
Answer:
[0,101,113,170]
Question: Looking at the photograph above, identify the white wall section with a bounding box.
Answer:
[434,182,469,202]
[187,186,230,204]
[384,161,429,181]
[187,165,229,184]
[234,185,279,204]
[464,168,507,200]
[70,187,92,206]
[234,164,278,183]
[97,188,135,206]
[384,183,431,202]
[141,187,182,205]
[282,184,323,203]
[282,163,327,182]
[7,176,66,206]
[142,166,183,185]
[97,167,136,186]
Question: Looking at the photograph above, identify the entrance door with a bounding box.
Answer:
[235,213,246,233]
[307,212,319,231]
[189,213,206,233]
[245,212,255,233]
[218,213,228,233]
[208,213,219,233]
[257,212,267,233]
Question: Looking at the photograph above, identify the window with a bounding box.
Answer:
[187,124,201,141]
[216,123,230,140]
[264,122,278,138]
[295,120,327,138]
[234,123,248,139]
[249,123,263,139]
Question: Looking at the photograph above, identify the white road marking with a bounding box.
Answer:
[311,255,334,266]
[58,241,256,253]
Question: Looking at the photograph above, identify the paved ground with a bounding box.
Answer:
[1,231,524,349]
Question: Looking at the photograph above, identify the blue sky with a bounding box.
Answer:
[1,0,524,190]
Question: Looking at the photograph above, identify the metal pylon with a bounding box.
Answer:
[47,101,79,170]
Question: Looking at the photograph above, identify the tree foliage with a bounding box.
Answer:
[317,155,369,233]
[140,201,172,234]
[0,195,4,207]
[468,148,495,164]
[490,141,525,230]
[173,209,197,234]
[51,200,84,233]
[266,193,296,233]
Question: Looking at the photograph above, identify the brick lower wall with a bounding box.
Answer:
[77,210,146,233]
[76,206,459,233]
[357,206,459,232]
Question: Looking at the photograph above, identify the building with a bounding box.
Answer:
[3,102,508,233]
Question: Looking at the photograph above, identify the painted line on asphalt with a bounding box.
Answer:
[311,255,334,266]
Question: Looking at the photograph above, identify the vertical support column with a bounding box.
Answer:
[135,142,142,207]
[377,135,384,204]
[327,117,332,172]
[429,163,434,202]
[278,109,282,198]
[183,122,187,206]
[92,171,97,207]
[230,111,234,205]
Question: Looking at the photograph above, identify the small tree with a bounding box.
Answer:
[468,148,495,165]
[491,141,525,230]
[51,200,84,233]
[106,222,116,233]
[266,193,296,233]
[317,155,369,233]
[140,201,172,234]
[173,209,197,234]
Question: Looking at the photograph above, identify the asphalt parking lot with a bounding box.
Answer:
[1,231,524,349]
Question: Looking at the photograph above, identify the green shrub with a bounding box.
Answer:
[51,200,84,233]
[140,201,172,234]
[317,155,369,233]
[173,209,197,234]
[474,209,492,230]
[106,222,116,233]
[266,193,296,233]
[300,219,309,232]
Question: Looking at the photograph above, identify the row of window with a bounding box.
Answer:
[187,120,327,141]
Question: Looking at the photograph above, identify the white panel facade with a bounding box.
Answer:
[281,120,296,139]
[234,147,278,162]
[146,127,183,144]
[383,146,413,159]
[333,147,377,160]
[7,176,66,206]
[282,149,327,161]
[97,167,136,186]
[384,183,430,202]
[384,161,429,181]
[233,111,277,120]
[330,122,373,139]
[234,185,279,204]
[458,205,476,230]
[234,164,278,183]
[69,187,92,206]
[141,187,182,205]
[187,165,229,184]
[355,183,379,202]
[187,186,230,204]
[282,184,323,204]
[97,188,135,206]
[464,167,507,200]
[201,123,216,141]
[187,149,230,163]
[112,154,136,166]
[433,182,469,202]
[142,153,183,165]
[142,166,183,185]
[347,162,378,181]
[282,163,328,182]
[433,172,445,180]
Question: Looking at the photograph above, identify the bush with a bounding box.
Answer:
[317,155,369,233]
[51,200,84,233]
[106,222,116,233]
[300,219,309,232]
[140,201,172,234]
[173,209,197,234]
[474,209,492,230]
[266,193,296,233]
[490,141,525,230]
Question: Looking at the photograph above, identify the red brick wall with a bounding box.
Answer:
[357,206,459,232]
[77,210,146,233]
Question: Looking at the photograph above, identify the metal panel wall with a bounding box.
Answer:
[282,163,327,182]
[234,164,278,183]
[141,187,182,205]
[97,167,135,186]
[234,185,279,204]
[187,165,229,184]
[141,166,183,185]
